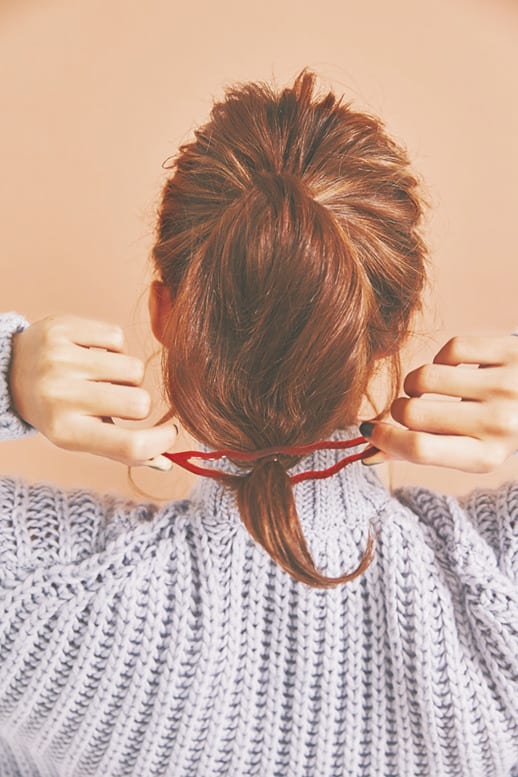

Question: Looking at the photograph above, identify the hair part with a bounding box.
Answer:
[152,68,430,588]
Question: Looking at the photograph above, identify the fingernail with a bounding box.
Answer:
[359,421,374,438]
[144,455,173,471]
[361,450,386,466]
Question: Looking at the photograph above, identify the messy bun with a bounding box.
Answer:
[152,69,429,588]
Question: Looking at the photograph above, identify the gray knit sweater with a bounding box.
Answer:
[0,311,517,777]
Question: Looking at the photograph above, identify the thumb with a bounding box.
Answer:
[139,422,179,471]
[359,421,401,466]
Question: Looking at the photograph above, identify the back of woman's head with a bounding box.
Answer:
[152,68,430,588]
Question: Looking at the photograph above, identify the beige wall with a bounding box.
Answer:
[1,0,517,503]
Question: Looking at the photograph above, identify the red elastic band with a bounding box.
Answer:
[161,436,378,483]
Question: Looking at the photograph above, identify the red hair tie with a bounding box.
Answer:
[161,436,378,484]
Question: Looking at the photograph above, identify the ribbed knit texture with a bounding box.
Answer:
[0,311,517,777]
[0,313,38,441]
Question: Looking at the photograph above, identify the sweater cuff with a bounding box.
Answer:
[0,313,38,440]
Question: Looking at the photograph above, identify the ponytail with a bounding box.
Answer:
[231,458,378,589]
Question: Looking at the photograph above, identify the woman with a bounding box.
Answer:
[1,69,517,776]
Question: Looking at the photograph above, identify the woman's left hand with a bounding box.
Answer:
[361,334,518,473]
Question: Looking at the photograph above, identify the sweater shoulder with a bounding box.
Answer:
[0,473,192,580]
[393,478,518,582]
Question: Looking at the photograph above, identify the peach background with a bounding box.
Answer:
[1,0,517,503]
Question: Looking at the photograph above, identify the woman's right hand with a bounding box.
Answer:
[9,314,178,467]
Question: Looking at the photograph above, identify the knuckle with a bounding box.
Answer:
[482,404,503,434]
[506,410,518,436]
[479,443,507,473]
[45,344,69,370]
[400,397,422,428]
[40,317,57,345]
[112,326,125,348]
[41,315,67,342]
[131,389,151,418]
[486,404,518,435]
[124,434,147,463]
[492,370,518,400]
[446,336,467,362]
[407,433,429,464]
[412,364,438,393]
[130,358,145,383]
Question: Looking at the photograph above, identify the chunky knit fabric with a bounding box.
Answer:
[0,311,517,777]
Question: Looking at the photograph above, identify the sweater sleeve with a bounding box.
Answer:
[394,478,518,585]
[394,480,518,720]
[456,481,518,582]
[0,311,161,578]
[0,473,161,580]
[0,312,38,441]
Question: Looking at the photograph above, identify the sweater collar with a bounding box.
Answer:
[188,427,392,566]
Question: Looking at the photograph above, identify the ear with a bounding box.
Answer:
[148,280,174,345]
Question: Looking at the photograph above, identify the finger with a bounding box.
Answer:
[390,395,508,438]
[65,381,152,420]
[69,348,145,386]
[363,420,503,473]
[50,316,126,353]
[403,363,502,401]
[432,334,518,367]
[69,416,179,465]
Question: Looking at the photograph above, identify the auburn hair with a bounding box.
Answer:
[151,69,430,588]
